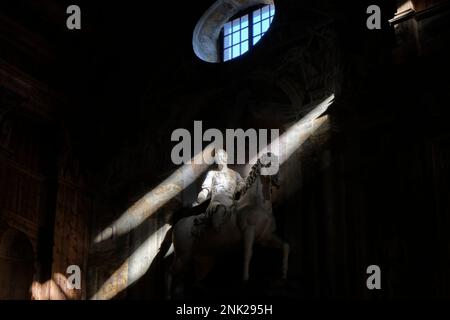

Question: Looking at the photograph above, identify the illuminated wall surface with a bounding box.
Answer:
[1,0,450,300]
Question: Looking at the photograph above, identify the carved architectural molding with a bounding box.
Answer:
[389,0,450,59]
[2,209,40,240]
[0,60,64,121]
[389,0,450,25]
[0,219,9,240]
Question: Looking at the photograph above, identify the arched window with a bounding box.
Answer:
[193,0,276,63]
[0,228,34,300]
[223,4,275,61]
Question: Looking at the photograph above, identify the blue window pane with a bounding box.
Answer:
[224,22,232,36]
[253,35,262,45]
[232,18,241,32]
[253,22,261,36]
[253,9,261,23]
[241,41,249,54]
[241,15,249,28]
[232,44,240,58]
[262,19,270,33]
[232,31,240,45]
[223,5,276,61]
[241,28,248,41]
[262,5,270,20]
[224,35,231,48]
[224,48,231,61]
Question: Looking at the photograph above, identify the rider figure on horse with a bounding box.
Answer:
[194,149,245,233]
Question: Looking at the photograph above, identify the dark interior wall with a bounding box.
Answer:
[0,73,93,299]
[0,75,58,299]
[0,11,93,298]
[0,228,34,299]
[328,0,450,298]
[0,0,450,300]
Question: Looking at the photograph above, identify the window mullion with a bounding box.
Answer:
[249,13,254,49]
[221,29,224,62]
[221,5,273,62]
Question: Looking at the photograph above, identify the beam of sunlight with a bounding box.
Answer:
[396,0,414,14]
[31,273,78,300]
[248,94,334,171]
[94,144,215,244]
[91,224,171,300]
[164,243,174,259]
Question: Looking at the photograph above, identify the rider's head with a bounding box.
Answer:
[215,149,228,168]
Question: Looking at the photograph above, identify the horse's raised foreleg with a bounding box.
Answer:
[262,234,290,280]
[243,225,256,281]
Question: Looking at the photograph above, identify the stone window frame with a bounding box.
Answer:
[193,0,275,63]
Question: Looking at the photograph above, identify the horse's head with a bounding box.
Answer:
[257,152,280,188]
[236,153,281,202]
[255,153,280,200]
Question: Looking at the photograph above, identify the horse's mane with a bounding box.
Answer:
[237,160,262,198]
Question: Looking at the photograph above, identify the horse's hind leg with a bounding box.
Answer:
[169,253,190,299]
[262,234,290,280]
[165,256,178,300]
[194,256,215,284]
[165,268,173,300]
[243,225,256,281]
[192,256,214,295]
[282,241,289,280]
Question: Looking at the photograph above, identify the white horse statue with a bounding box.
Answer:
[166,155,289,299]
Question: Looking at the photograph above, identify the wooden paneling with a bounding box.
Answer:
[51,182,91,299]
